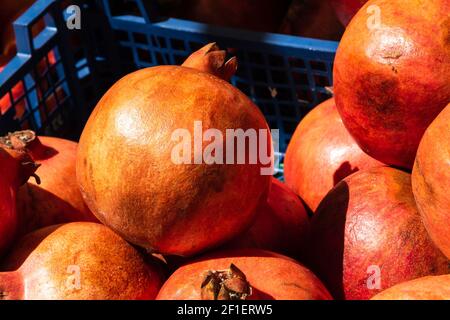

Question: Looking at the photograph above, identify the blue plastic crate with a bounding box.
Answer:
[0,0,338,175]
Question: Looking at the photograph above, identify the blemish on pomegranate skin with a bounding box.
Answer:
[365,27,414,65]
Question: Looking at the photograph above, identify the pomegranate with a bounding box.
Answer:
[1,131,97,236]
[279,0,344,41]
[412,104,450,259]
[76,44,272,257]
[0,222,165,300]
[0,146,38,257]
[333,0,450,169]
[174,0,291,33]
[284,98,383,212]
[225,178,309,259]
[328,0,367,26]
[157,249,332,300]
[371,275,450,300]
[308,167,449,300]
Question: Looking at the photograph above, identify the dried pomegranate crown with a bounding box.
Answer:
[201,264,252,300]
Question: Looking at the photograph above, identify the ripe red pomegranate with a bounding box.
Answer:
[328,0,367,26]
[0,146,38,257]
[174,0,291,33]
[157,249,332,300]
[334,0,450,169]
[371,275,450,300]
[279,0,344,41]
[308,167,449,300]
[76,44,272,257]
[0,131,97,236]
[285,98,382,212]
[412,104,450,259]
[0,223,165,300]
[225,178,309,259]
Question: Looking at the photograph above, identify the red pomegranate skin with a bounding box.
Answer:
[76,65,271,257]
[175,0,291,33]
[0,223,165,300]
[15,134,97,236]
[285,98,383,212]
[412,104,450,259]
[371,275,450,300]
[225,178,310,259]
[308,166,449,300]
[334,0,450,169]
[328,0,367,26]
[0,147,37,257]
[157,249,332,300]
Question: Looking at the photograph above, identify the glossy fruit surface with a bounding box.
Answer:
[412,104,450,259]
[308,167,449,300]
[0,222,164,300]
[157,249,332,300]
[334,0,450,169]
[285,98,382,211]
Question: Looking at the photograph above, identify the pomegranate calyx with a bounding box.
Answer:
[0,130,37,151]
[201,264,252,300]
[182,43,238,82]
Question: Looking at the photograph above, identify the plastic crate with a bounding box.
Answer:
[0,0,338,175]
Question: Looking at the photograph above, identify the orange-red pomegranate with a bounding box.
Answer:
[279,0,344,41]
[1,131,97,236]
[0,146,38,257]
[0,223,165,300]
[308,167,449,300]
[76,44,272,257]
[334,0,450,169]
[157,249,332,300]
[174,0,291,33]
[328,0,367,26]
[371,275,450,300]
[285,98,382,211]
[412,104,450,259]
[225,178,309,259]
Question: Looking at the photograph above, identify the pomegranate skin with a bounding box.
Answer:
[13,134,97,236]
[157,249,332,300]
[412,104,450,259]
[0,223,165,300]
[328,0,367,26]
[77,66,271,257]
[334,0,450,169]
[308,167,449,300]
[226,178,310,259]
[0,147,37,257]
[285,98,382,212]
[371,275,450,300]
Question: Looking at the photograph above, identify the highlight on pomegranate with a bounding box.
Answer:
[0,0,448,313]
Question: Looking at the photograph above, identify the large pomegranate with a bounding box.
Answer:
[174,0,291,33]
[284,98,382,212]
[412,104,450,259]
[157,249,332,300]
[371,275,450,300]
[0,223,165,300]
[76,44,272,257]
[279,0,344,41]
[225,178,309,259]
[333,0,450,169]
[308,167,449,300]
[328,0,367,26]
[0,146,38,257]
[0,131,97,236]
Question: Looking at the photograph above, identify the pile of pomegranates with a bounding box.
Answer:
[0,0,449,302]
